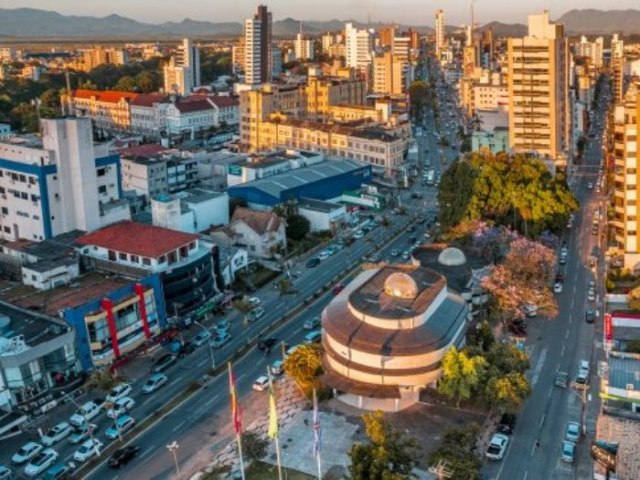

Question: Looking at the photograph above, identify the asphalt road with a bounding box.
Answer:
[483,89,610,480]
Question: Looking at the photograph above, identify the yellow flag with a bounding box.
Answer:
[267,376,278,439]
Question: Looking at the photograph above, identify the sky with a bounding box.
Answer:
[0,0,639,25]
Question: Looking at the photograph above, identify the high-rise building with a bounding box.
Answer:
[611,81,640,268]
[345,22,373,71]
[295,32,315,61]
[575,35,604,68]
[80,46,128,72]
[379,25,396,49]
[163,38,201,95]
[612,33,625,103]
[507,10,570,163]
[372,51,406,95]
[244,5,273,85]
[435,9,445,57]
[232,39,246,74]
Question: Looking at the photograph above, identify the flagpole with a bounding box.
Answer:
[236,429,246,480]
[228,362,246,480]
[267,369,283,480]
[313,389,322,480]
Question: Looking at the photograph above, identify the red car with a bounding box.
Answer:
[332,284,345,295]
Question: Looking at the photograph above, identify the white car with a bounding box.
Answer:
[68,422,97,444]
[554,282,563,293]
[73,438,103,463]
[69,400,103,427]
[11,442,43,465]
[485,433,509,460]
[41,422,72,446]
[271,360,284,376]
[523,304,538,317]
[304,330,322,344]
[247,297,261,308]
[24,448,58,478]
[587,290,596,302]
[192,329,211,347]
[0,465,11,480]
[106,383,132,403]
[353,230,364,239]
[252,376,269,391]
[107,397,136,419]
[317,250,330,260]
[142,373,168,394]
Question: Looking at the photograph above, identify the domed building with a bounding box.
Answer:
[321,264,469,411]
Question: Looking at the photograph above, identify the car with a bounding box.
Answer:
[353,230,364,239]
[0,466,10,480]
[73,438,103,463]
[585,310,595,323]
[523,304,538,317]
[554,282,563,293]
[68,422,97,444]
[211,331,232,348]
[247,296,261,308]
[390,249,400,257]
[564,421,581,442]
[40,422,72,447]
[252,375,270,391]
[306,258,320,268]
[142,373,168,394]
[303,315,321,330]
[177,341,196,357]
[106,383,133,403]
[151,354,176,373]
[485,433,509,460]
[69,400,104,427]
[401,250,411,260]
[587,182,594,189]
[497,413,517,435]
[304,330,322,344]
[555,371,569,388]
[109,445,141,469]
[248,307,265,322]
[107,397,135,419]
[369,253,382,262]
[216,318,230,332]
[12,442,43,465]
[332,284,345,295]
[588,280,596,290]
[285,345,301,357]
[24,448,58,478]
[271,360,284,376]
[257,337,277,352]
[317,250,330,260]
[105,414,135,440]
[587,290,596,302]
[561,440,576,463]
[192,329,212,347]
[41,463,70,480]
[559,255,567,265]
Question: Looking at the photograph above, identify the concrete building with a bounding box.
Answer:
[507,10,570,165]
[80,46,127,72]
[321,265,468,411]
[244,5,272,85]
[297,197,347,233]
[575,35,604,68]
[435,9,445,58]
[151,189,229,233]
[611,82,640,270]
[472,126,509,154]
[345,22,373,72]
[227,149,324,187]
[228,207,286,259]
[612,34,625,104]
[163,38,201,95]
[0,118,130,242]
[295,32,315,61]
[76,221,215,315]
[372,51,407,95]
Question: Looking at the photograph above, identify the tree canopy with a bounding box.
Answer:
[438,152,578,236]
[437,347,487,408]
[428,425,482,480]
[286,214,310,241]
[283,343,323,394]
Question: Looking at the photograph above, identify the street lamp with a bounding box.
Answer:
[570,382,589,435]
[194,320,215,370]
[167,441,180,478]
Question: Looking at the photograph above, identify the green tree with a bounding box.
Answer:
[428,425,482,480]
[484,372,531,412]
[437,347,487,408]
[485,342,529,375]
[276,278,295,298]
[348,410,415,480]
[85,369,126,394]
[408,80,429,119]
[134,70,160,93]
[114,75,138,92]
[286,214,310,241]
[241,430,268,462]
[476,320,495,352]
[232,298,254,328]
[283,344,322,393]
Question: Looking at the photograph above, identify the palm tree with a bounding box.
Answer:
[85,368,126,395]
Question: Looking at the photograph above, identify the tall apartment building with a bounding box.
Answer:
[379,25,396,48]
[435,9,445,57]
[163,38,201,96]
[575,35,604,68]
[0,118,130,242]
[295,32,315,61]
[345,23,373,71]
[372,51,406,95]
[232,39,246,74]
[611,82,640,269]
[80,46,128,72]
[507,10,570,163]
[612,34,625,103]
[244,5,273,85]
[321,32,345,59]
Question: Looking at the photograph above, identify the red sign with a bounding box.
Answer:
[604,313,613,341]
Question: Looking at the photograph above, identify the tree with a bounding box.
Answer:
[485,342,529,375]
[241,430,268,462]
[286,214,310,241]
[428,425,482,480]
[229,197,248,218]
[114,75,138,92]
[437,347,487,408]
[283,344,322,393]
[483,372,531,412]
[232,298,254,328]
[408,80,429,119]
[348,410,415,480]
[476,321,495,352]
[276,278,295,298]
[134,70,160,93]
[85,369,126,394]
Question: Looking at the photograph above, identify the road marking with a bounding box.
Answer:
[197,358,207,367]
[172,420,186,433]
[565,330,569,339]
[539,413,546,428]
[140,446,154,458]
[523,470,528,480]
[529,348,547,387]
[561,344,566,356]
[142,396,155,406]
[205,393,221,407]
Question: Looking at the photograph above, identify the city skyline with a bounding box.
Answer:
[1,0,639,26]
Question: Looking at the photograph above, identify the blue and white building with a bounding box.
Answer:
[0,118,130,242]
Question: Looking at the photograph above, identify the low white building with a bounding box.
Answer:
[151,189,229,234]
[297,197,347,233]
[228,207,287,259]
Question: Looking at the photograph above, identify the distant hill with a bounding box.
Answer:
[556,9,640,34]
[477,22,527,38]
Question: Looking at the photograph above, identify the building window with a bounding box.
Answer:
[142,257,151,266]
[97,168,106,176]
[108,250,117,261]
[98,185,107,194]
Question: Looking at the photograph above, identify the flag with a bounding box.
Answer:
[267,374,279,439]
[228,363,242,434]
[312,389,321,459]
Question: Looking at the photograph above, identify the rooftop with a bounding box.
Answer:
[412,244,490,292]
[76,221,199,259]
[118,143,168,159]
[608,355,640,391]
[231,207,283,235]
[298,197,343,214]
[0,301,71,352]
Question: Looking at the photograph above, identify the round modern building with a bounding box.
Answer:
[321,264,469,411]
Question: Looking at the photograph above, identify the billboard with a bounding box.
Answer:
[591,442,617,473]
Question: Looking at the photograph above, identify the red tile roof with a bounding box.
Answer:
[72,89,140,104]
[130,93,167,107]
[118,143,167,159]
[76,221,199,259]
[231,207,283,235]
[209,96,238,108]
[173,98,215,113]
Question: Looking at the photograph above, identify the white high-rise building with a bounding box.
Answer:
[435,9,445,57]
[345,22,372,71]
[244,5,272,85]
[163,38,201,95]
[295,33,315,61]
[612,33,625,103]
[0,118,130,242]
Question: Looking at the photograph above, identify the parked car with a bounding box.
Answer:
[561,440,576,463]
[210,331,232,348]
[303,316,321,331]
[109,446,141,469]
[12,442,43,465]
[271,360,284,376]
[317,250,330,260]
[554,371,569,388]
[252,376,269,391]
[178,341,196,357]
[523,304,538,317]
[554,281,563,293]
[151,354,176,373]
[193,330,211,347]
[485,434,509,460]
[585,310,595,323]
[142,373,168,394]
[0,466,10,480]
[247,297,261,308]
[41,422,72,447]
[353,230,364,239]
[390,249,400,257]
[106,383,133,403]
[564,421,581,442]
[107,397,135,419]
[304,330,322,344]
[332,284,345,295]
[24,448,58,478]
[285,345,301,357]
[497,413,517,435]
[306,258,320,268]
[69,400,104,427]
[41,463,70,480]
[73,438,103,463]
[68,422,97,444]
[248,306,265,322]
[105,414,135,440]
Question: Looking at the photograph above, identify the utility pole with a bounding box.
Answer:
[571,381,589,435]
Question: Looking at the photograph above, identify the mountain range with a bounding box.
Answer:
[0,8,639,39]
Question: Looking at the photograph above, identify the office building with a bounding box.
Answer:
[507,10,570,163]
[0,118,130,242]
[345,22,373,72]
[372,51,407,95]
[163,38,201,95]
[244,5,273,85]
[435,9,445,57]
